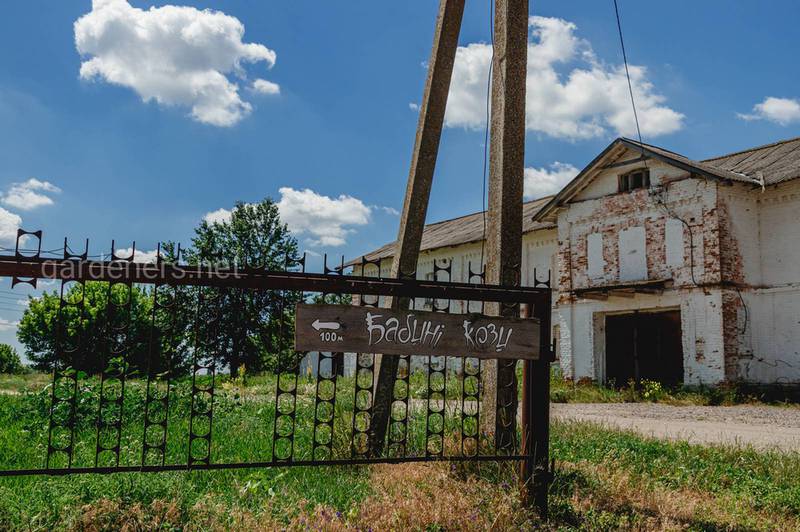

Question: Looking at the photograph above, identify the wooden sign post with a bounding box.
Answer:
[296,304,540,360]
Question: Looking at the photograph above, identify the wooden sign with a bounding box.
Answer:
[295,304,540,360]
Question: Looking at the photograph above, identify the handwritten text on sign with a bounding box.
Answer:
[295,304,540,360]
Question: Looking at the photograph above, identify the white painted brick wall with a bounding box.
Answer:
[353,156,800,386]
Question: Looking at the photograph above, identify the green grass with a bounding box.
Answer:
[549,365,800,406]
[549,420,800,528]
[3,371,800,530]
[0,369,474,529]
[0,371,50,394]
[0,373,370,530]
[556,421,798,502]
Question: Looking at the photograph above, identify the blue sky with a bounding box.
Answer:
[0,0,799,354]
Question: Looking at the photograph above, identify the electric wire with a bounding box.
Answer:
[479,0,494,276]
[613,0,644,149]
[612,0,748,335]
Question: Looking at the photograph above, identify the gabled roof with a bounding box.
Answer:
[346,195,555,267]
[702,136,800,186]
[533,136,800,222]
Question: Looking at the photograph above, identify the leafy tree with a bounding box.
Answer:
[0,344,25,374]
[16,199,301,376]
[17,282,154,373]
[186,199,301,374]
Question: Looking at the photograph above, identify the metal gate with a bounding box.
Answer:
[0,229,553,514]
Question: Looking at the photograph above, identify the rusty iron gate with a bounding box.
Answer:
[0,230,553,515]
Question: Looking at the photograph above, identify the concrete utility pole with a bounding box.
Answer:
[481,0,529,451]
[369,0,465,457]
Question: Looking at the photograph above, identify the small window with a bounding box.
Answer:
[618,169,650,193]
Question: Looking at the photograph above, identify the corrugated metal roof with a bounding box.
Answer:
[701,136,800,185]
[347,196,555,266]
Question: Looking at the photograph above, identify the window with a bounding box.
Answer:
[618,169,650,193]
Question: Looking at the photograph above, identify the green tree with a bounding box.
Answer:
[0,344,25,374]
[16,200,300,376]
[187,199,301,374]
[17,282,155,373]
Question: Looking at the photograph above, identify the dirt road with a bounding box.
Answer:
[551,402,800,452]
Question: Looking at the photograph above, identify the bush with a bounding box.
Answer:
[0,344,25,374]
[640,379,665,401]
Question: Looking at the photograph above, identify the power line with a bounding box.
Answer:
[479,0,495,275]
[612,0,644,147]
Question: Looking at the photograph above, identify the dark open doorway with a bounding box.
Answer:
[605,310,683,387]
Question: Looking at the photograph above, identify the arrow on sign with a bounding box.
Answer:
[312,319,341,331]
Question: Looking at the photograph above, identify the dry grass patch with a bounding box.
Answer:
[554,460,800,531]
[69,463,534,531]
[353,462,532,530]
[73,499,183,531]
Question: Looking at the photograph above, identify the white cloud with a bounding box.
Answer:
[446,16,683,140]
[202,188,373,247]
[0,318,19,331]
[74,0,279,127]
[277,187,371,247]
[1,178,61,211]
[203,207,233,225]
[0,207,22,245]
[409,102,419,112]
[113,247,159,263]
[379,206,400,216]
[738,97,800,126]
[524,162,578,199]
[252,79,280,95]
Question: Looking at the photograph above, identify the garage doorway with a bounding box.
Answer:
[605,310,683,386]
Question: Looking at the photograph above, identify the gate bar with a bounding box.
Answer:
[0,255,548,303]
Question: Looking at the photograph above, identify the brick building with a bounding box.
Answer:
[354,136,800,386]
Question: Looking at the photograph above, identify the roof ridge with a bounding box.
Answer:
[421,195,554,228]
[619,137,689,159]
[702,136,800,162]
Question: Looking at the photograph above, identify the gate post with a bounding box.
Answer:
[482,0,529,448]
[368,0,466,458]
[521,297,551,519]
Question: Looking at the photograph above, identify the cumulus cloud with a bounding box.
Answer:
[1,178,60,210]
[378,206,400,216]
[202,188,373,247]
[0,207,23,245]
[524,162,578,199]
[203,207,233,225]
[446,16,684,140]
[0,318,19,332]
[252,79,280,95]
[74,0,279,127]
[113,247,159,263]
[738,97,800,126]
[277,187,371,247]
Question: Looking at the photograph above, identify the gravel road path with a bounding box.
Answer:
[551,402,800,452]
